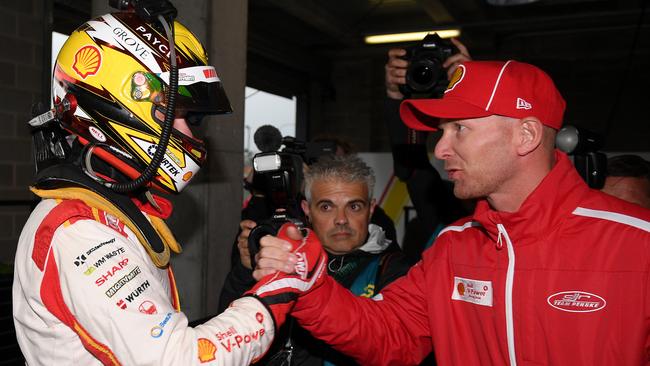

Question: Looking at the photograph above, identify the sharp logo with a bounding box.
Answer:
[547,291,606,313]
[105,266,141,298]
[95,258,130,286]
[125,280,151,303]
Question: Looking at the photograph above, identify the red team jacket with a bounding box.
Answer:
[292,152,650,365]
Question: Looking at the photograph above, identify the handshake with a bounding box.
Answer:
[245,223,328,329]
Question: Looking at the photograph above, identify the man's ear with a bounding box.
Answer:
[369,198,377,216]
[516,117,544,156]
[301,200,310,219]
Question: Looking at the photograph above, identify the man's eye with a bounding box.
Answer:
[319,204,331,211]
[456,124,466,132]
[350,203,363,211]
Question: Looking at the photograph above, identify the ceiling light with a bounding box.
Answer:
[364,29,461,44]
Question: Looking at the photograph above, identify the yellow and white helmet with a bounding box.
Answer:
[52,12,231,194]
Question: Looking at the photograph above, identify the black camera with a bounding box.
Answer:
[246,126,335,266]
[399,33,457,98]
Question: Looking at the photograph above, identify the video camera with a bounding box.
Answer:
[246,125,336,267]
[399,33,457,99]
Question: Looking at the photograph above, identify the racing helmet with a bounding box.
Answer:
[52,12,232,194]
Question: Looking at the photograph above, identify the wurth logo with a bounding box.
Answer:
[125,280,151,303]
[516,97,532,110]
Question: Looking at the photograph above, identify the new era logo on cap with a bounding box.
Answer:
[400,60,566,131]
[516,98,532,110]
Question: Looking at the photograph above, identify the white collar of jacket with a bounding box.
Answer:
[357,223,393,254]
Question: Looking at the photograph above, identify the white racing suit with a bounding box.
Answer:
[13,192,274,365]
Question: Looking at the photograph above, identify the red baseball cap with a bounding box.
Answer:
[400,60,566,131]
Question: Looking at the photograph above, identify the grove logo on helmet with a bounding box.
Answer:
[73,45,102,79]
[445,64,465,93]
[547,291,606,313]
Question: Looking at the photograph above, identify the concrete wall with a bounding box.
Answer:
[0,1,44,264]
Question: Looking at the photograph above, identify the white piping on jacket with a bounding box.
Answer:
[573,207,650,232]
[497,224,517,366]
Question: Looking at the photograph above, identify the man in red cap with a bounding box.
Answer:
[253,60,650,365]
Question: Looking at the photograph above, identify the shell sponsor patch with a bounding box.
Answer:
[451,276,493,307]
[73,45,102,79]
[198,338,217,363]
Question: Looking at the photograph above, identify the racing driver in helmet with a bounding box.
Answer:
[12,4,326,365]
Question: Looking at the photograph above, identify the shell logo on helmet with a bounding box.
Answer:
[72,45,102,79]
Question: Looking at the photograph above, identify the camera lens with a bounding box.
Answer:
[406,58,441,93]
[412,64,434,85]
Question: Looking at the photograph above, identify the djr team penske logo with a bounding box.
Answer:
[547,291,606,313]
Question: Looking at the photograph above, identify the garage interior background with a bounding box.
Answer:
[0,0,648,363]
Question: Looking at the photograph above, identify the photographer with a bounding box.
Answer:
[384,38,472,260]
[220,155,411,365]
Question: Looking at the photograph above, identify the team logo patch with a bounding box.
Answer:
[547,291,606,313]
[255,312,264,324]
[72,45,102,79]
[198,338,217,363]
[116,299,127,310]
[451,276,493,307]
[444,64,465,93]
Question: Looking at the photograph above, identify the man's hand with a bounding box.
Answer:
[384,38,472,100]
[245,223,327,329]
[237,219,257,270]
[385,48,408,100]
[443,38,471,79]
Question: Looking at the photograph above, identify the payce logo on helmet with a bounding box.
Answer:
[53,12,232,193]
